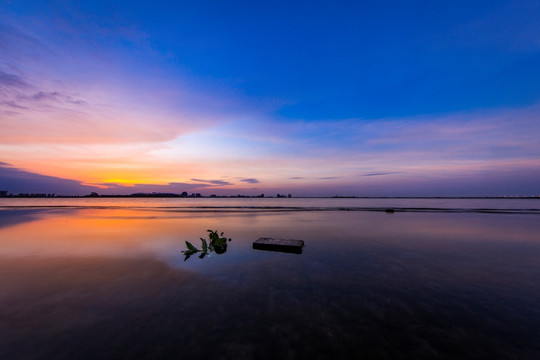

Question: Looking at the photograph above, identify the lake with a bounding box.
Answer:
[1,198,539,359]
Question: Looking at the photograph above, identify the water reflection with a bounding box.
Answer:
[0,208,74,229]
[1,208,540,359]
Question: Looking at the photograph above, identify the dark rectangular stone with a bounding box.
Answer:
[253,237,304,254]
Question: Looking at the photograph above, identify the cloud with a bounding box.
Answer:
[289,177,304,180]
[88,181,218,195]
[65,96,87,105]
[240,178,260,184]
[0,70,29,89]
[0,161,97,195]
[318,176,340,180]
[0,100,27,109]
[0,17,259,146]
[362,172,401,177]
[27,91,61,101]
[15,91,87,105]
[190,178,232,186]
[0,162,236,196]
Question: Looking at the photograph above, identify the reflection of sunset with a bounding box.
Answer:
[1,207,540,358]
[0,209,211,258]
[2,208,540,264]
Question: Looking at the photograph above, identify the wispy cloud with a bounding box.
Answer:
[0,100,27,110]
[0,70,29,89]
[362,172,401,177]
[0,18,257,146]
[240,178,260,184]
[191,178,232,186]
[87,181,218,194]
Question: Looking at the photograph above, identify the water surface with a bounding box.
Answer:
[2,197,539,212]
[1,199,539,359]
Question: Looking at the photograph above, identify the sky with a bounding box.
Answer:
[1,0,539,196]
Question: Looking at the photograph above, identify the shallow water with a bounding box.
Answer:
[1,202,540,359]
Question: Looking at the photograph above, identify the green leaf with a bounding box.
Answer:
[214,237,226,246]
[202,238,208,254]
[185,241,199,252]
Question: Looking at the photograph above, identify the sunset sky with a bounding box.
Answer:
[1,0,539,196]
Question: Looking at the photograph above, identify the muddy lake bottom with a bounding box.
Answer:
[1,204,539,359]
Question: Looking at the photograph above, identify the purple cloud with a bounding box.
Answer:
[240,178,260,184]
[27,91,61,101]
[0,161,96,195]
[0,70,29,89]
[0,100,27,109]
[0,163,233,196]
[90,182,218,195]
[15,90,86,106]
[190,178,232,186]
[362,172,401,177]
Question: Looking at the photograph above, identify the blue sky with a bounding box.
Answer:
[0,0,539,196]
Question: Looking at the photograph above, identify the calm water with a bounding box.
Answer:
[1,196,539,212]
[1,199,540,359]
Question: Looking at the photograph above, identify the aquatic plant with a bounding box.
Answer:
[182,229,232,261]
